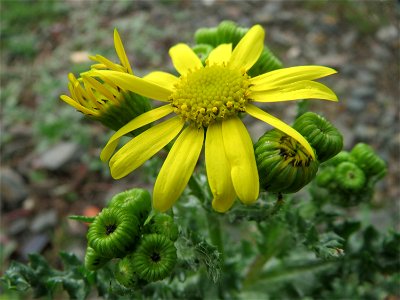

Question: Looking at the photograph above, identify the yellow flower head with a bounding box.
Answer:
[60,30,151,132]
[92,25,338,212]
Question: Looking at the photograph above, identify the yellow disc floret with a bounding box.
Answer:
[170,65,250,127]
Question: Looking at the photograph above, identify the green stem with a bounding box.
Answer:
[245,259,336,288]
[243,253,272,287]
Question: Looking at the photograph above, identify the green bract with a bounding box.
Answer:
[254,129,319,193]
[108,189,152,224]
[97,91,152,133]
[87,207,140,258]
[293,112,343,162]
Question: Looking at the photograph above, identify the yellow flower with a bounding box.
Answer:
[60,30,151,131]
[60,29,132,116]
[93,25,338,212]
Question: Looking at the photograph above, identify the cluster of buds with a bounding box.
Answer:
[311,143,387,206]
[84,189,178,288]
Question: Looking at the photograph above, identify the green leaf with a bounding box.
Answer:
[69,215,96,223]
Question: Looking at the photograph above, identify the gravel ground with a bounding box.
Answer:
[1,0,399,269]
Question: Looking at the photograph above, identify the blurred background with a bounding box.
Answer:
[1,0,399,275]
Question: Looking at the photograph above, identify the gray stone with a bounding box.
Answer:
[21,233,50,260]
[346,98,365,113]
[8,218,29,235]
[376,25,399,45]
[0,168,29,207]
[351,86,376,101]
[32,142,81,171]
[31,210,58,233]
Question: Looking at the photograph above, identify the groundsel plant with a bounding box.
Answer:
[2,21,397,300]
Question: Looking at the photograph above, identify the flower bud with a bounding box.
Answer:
[293,112,343,162]
[193,21,282,76]
[108,189,152,224]
[131,234,177,282]
[350,143,387,179]
[84,247,110,271]
[144,213,179,242]
[254,129,319,193]
[334,162,366,192]
[115,254,140,288]
[87,207,140,258]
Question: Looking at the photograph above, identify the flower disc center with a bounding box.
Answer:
[170,65,249,127]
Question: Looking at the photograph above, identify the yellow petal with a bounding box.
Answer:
[153,126,204,212]
[60,95,99,116]
[109,117,184,179]
[90,55,126,72]
[92,70,172,101]
[113,29,133,74]
[143,71,179,91]
[169,43,203,76]
[100,105,173,161]
[81,75,116,102]
[249,80,338,102]
[207,44,232,66]
[229,25,264,72]
[205,122,236,212]
[222,117,259,204]
[250,66,337,89]
[246,104,315,159]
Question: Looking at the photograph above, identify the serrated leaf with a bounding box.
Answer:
[69,215,96,223]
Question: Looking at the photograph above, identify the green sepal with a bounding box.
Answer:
[293,112,343,162]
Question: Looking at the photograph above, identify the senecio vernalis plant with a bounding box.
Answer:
[2,21,398,300]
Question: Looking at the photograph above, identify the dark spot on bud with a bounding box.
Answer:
[150,251,161,262]
[106,224,117,235]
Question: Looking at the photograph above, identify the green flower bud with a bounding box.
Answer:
[84,247,110,271]
[87,207,140,258]
[326,150,354,166]
[254,129,319,193]
[108,189,152,224]
[115,254,140,288]
[316,167,335,188]
[350,143,387,179]
[192,44,214,65]
[293,112,343,162]
[193,21,282,76]
[144,213,179,242]
[131,234,177,282]
[335,162,366,192]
